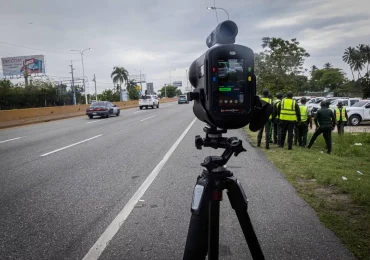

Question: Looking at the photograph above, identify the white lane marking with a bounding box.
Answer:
[40,135,102,157]
[0,137,22,144]
[87,119,108,124]
[82,118,197,260]
[133,111,143,114]
[140,115,156,122]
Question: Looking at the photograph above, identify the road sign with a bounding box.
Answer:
[136,85,140,90]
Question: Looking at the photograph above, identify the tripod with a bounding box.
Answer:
[183,126,265,260]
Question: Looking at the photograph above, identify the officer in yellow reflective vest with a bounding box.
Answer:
[257,89,273,149]
[297,97,312,147]
[277,91,301,150]
[335,101,348,135]
[272,92,283,145]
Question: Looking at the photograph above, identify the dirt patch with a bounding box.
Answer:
[314,186,352,204]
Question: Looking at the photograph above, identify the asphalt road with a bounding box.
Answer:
[0,102,355,260]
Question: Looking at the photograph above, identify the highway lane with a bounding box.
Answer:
[98,120,355,260]
[0,101,355,260]
[0,101,195,260]
[0,102,177,171]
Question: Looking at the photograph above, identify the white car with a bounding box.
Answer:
[139,95,159,109]
[311,98,361,115]
[346,100,370,126]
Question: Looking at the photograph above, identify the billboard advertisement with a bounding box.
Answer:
[173,81,182,87]
[1,55,45,76]
[146,82,154,94]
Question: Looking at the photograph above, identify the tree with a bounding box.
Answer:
[309,65,318,76]
[111,66,129,100]
[255,37,310,94]
[350,50,364,79]
[343,47,356,80]
[311,68,345,92]
[323,63,333,69]
[125,79,139,100]
[175,89,182,96]
[159,85,178,98]
[358,44,370,75]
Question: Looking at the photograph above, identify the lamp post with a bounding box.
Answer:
[71,48,92,104]
[168,69,176,98]
[206,6,229,22]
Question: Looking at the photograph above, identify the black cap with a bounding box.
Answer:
[320,101,327,107]
[276,92,283,98]
[262,89,269,96]
[287,91,293,98]
[338,101,343,105]
[301,97,307,101]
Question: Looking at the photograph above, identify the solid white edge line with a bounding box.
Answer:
[0,137,22,144]
[81,118,197,260]
[140,115,156,122]
[86,120,101,124]
[40,135,102,157]
[133,111,143,114]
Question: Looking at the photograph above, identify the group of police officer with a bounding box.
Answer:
[257,90,348,154]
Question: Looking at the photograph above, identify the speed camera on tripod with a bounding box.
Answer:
[188,20,256,129]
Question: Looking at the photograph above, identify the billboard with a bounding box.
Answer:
[173,81,182,87]
[146,82,154,94]
[1,55,45,76]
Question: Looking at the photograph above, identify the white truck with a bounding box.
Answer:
[346,100,370,126]
[139,95,159,109]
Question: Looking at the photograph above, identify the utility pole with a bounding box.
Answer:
[23,60,29,86]
[186,69,189,92]
[69,61,76,105]
[139,70,142,93]
[93,74,98,101]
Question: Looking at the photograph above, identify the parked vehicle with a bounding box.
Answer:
[178,95,189,104]
[346,100,370,126]
[86,101,120,119]
[311,98,360,115]
[139,95,159,109]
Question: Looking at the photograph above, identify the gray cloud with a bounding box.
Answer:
[1,0,369,94]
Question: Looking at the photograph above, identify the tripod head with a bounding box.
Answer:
[195,125,246,172]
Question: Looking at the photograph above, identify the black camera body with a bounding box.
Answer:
[188,21,256,129]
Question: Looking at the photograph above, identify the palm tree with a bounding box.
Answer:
[111,66,129,100]
[358,44,370,75]
[342,47,356,80]
[350,50,364,79]
[310,65,318,76]
[323,63,332,69]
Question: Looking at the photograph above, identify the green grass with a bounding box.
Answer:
[245,129,370,260]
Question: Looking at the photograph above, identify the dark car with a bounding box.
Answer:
[86,101,120,119]
[178,95,189,104]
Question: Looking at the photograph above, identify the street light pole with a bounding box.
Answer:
[207,7,229,21]
[168,69,176,97]
[71,48,92,104]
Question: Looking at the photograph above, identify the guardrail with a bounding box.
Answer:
[0,98,177,129]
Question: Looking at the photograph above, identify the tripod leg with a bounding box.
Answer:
[183,174,211,260]
[208,191,222,260]
[226,177,265,260]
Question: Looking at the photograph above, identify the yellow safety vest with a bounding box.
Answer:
[280,98,297,121]
[261,97,272,119]
[299,105,308,122]
[335,108,347,122]
[274,99,281,119]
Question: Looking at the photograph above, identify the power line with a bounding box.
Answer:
[0,40,71,55]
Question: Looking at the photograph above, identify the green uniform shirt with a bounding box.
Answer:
[314,108,335,128]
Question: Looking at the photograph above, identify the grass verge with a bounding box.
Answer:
[245,128,370,260]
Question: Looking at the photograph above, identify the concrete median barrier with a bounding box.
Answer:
[0,98,177,129]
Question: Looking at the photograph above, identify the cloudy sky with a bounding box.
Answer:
[1,0,369,94]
